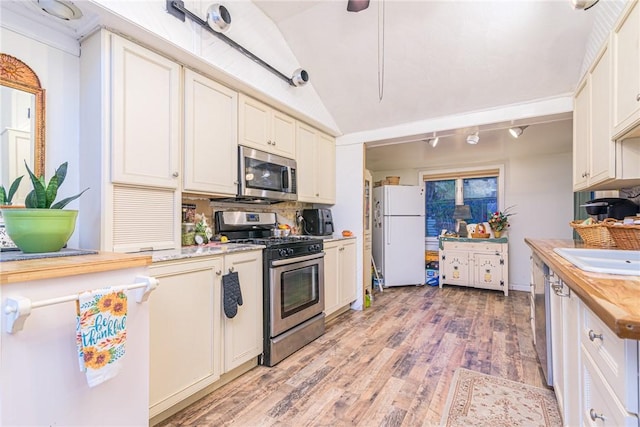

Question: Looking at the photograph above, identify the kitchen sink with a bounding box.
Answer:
[553,248,640,276]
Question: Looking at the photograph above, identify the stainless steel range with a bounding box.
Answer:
[214,211,325,366]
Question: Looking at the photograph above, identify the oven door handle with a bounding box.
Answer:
[271,252,325,267]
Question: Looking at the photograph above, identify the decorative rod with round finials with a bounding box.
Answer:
[166,1,308,87]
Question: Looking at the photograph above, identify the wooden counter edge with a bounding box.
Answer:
[1,252,152,285]
[525,238,640,340]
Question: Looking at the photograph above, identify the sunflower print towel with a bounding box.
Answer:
[76,288,127,387]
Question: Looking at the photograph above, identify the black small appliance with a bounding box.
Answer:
[583,198,639,220]
[301,208,334,236]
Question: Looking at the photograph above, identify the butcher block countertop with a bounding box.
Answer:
[0,251,152,285]
[526,238,640,340]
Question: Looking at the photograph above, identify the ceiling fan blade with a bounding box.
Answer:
[347,0,370,12]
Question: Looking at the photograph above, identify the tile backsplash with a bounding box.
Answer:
[182,195,314,236]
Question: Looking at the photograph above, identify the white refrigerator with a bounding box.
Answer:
[372,185,425,287]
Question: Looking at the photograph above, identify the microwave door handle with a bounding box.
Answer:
[282,169,290,191]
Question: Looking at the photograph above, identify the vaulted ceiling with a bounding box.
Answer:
[253,0,596,137]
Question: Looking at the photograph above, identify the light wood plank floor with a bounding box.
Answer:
[158,285,547,426]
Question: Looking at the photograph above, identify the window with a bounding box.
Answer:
[422,167,502,238]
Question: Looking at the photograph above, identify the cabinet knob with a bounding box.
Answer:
[228,267,235,273]
[172,171,179,178]
[267,140,273,145]
[316,193,319,197]
[216,270,222,276]
[588,330,603,342]
[589,409,605,422]
[636,93,640,102]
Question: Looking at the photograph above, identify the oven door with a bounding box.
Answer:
[269,252,324,337]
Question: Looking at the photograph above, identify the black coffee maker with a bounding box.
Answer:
[582,198,639,221]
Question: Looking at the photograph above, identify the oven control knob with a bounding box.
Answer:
[279,249,287,257]
[288,248,294,255]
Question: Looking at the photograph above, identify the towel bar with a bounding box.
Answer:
[3,275,159,334]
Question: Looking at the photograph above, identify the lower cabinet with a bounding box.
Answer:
[148,249,263,420]
[148,257,223,418]
[324,238,357,317]
[545,269,639,427]
[223,250,263,372]
[439,239,508,296]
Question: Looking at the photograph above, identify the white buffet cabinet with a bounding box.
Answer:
[148,249,263,422]
[438,237,509,296]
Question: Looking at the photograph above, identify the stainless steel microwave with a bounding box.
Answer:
[238,146,297,202]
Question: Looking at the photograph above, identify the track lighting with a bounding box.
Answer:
[508,126,529,138]
[207,3,231,32]
[427,137,439,148]
[466,132,479,145]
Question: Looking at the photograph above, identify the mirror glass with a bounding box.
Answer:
[0,53,45,206]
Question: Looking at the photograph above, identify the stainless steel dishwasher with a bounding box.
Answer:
[532,253,553,387]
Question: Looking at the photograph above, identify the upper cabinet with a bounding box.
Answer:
[612,0,640,139]
[296,122,336,204]
[572,2,640,191]
[183,69,238,196]
[111,35,181,189]
[80,30,180,252]
[238,94,296,159]
[573,39,615,191]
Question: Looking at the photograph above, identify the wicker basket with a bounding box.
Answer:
[569,220,616,248]
[386,176,400,185]
[471,232,491,238]
[602,219,640,250]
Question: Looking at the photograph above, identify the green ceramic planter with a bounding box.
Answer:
[0,208,78,253]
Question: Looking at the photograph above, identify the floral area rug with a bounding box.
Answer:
[440,368,562,427]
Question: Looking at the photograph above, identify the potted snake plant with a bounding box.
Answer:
[0,161,89,253]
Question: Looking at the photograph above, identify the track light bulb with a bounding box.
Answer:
[427,137,439,148]
[207,3,231,33]
[291,68,309,86]
[508,125,528,138]
[466,132,479,145]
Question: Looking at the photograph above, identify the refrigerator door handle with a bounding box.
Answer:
[385,218,391,245]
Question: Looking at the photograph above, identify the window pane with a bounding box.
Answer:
[425,180,455,237]
[463,177,497,223]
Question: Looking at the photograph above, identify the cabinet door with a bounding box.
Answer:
[440,250,470,286]
[589,41,615,185]
[564,290,581,427]
[316,132,336,204]
[472,253,503,289]
[323,242,340,316]
[183,69,238,195]
[339,240,358,306]
[295,122,317,202]
[148,257,223,417]
[111,34,180,188]
[271,110,296,158]
[612,1,640,137]
[239,94,271,152]
[223,250,263,372]
[549,279,565,417]
[573,77,590,191]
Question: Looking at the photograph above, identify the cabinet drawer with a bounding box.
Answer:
[442,241,502,252]
[582,349,638,426]
[581,304,639,413]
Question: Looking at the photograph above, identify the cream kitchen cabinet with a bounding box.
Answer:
[222,250,263,372]
[296,122,336,204]
[439,238,508,296]
[110,34,181,189]
[612,0,640,140]
[573,38,616,191]
[238,94,296,159]
[148,256,223,418]
[80,30,181,252]
[324,238,357,317]
[183,69,238,196]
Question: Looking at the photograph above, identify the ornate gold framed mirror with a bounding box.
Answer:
[0,53,45,177]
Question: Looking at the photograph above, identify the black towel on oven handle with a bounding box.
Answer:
[222,271,243,318]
